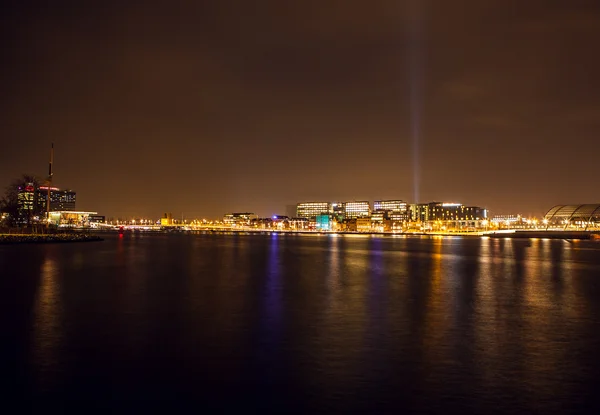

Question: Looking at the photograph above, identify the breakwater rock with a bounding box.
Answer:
[0,233,103,245]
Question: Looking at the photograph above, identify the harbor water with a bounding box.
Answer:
[1,233,600,413]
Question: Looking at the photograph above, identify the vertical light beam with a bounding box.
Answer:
[407,1,422,204]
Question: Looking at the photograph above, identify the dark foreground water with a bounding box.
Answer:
[2,233,600,413]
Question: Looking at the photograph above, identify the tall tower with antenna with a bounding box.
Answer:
[46,143,54,226]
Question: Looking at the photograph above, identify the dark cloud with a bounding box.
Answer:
[1,0,599,218]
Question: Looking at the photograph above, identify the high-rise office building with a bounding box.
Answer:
[344,201,370,219]
[374,200,407,212]
[38,187,77,211]
[17,183,38,221]
[411,202,487,222]
[375,200,409,223]
[296,202,330,220]
[330,202,345,220]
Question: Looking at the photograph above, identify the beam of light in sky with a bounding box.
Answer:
[408,0,422,204]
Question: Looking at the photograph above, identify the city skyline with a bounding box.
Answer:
[2,1,599,219]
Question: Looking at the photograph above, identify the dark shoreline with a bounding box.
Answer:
[0,233,104,245]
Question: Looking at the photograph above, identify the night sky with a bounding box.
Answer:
[1,1,599,219]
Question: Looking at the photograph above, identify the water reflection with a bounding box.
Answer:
[264,233,283,331]
[31,247,63,391]
[4,234,600,412]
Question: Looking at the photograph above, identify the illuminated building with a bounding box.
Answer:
[296,202,330,220]
[375,200,409,226]
[410,203,430,222]
[356,218,372,232]
[271,215,289,230]
[371,210,386,222]
[411,202,487,222]
[289,218,310,230]
[389,211,410,222]
[18,185,76,220]
[17,183,38,221]
[544,204,600,230]
[161,213,174,226]
[491,214,520,224]
[370,211,392,232]
[249,217,274,229]
[428,203,487,221]
[89,215,106,223]
[316,214,332,231]
[330,202,345,220]
[48,211,98,227]
[223,212,257,226]
[344,201,370,219]
[374,200,407,212]
[38,187,76,211]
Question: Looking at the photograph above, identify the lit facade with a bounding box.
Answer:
[492,215,520,224]
[374,200,407,212]
[38,187,76,211]
[428,203,487,221]
[410,203,430,222]
[296,202,330,220]
[316,214,332,231]
[544,204,600,230]
[48,211,98,227]
[17,183,38,221]
[389,211,411,222]
[344,201,370,219]
[18,185,77,219]
[89,215,106,223]
[356,218,372,232]
[223,212,257,226]
[370,211,392,232]
[330,202,345,220]
[289,218,310,230]
[411,202,487,222]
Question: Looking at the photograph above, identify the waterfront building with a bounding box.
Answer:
[428,203,487,221]
[249,217,276,229]
[356,218,372,232]
[370,211,393,232]
[48,211,98,227]
[316,214,332,231]
[371,210,387,222]
[17,184,77,222]
[411,202,487,222]
[343,219,357,232]
[330,202,345,220]
[38,187,76,211]
[160,213,174,226]
[491,214,520,224]
[271,215,290,230]
[544,204,600,230]
[289,218,310,230]
[89,215,106,223]
[375,200,410,227]
[410,203,430,222]
[374,200,407,212]
[296,202,330,220]
[389,211,411,222]
[223,212,257,226]
[344,201,370,219]
[17,183,39,222]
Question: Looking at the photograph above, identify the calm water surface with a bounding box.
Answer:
[2,233,600,413]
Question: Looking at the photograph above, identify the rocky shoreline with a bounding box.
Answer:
[0,233,103,245]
